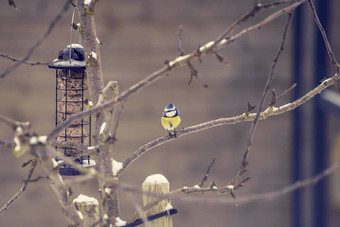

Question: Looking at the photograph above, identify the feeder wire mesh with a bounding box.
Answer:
[49,44,92,176]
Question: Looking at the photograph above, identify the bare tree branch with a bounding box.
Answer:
[209,0,293,51]
[0,0,71,78]
[0,158,38,214]
[307,0,339,67]
[119,72,340,175]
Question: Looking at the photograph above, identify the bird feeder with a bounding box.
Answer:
[49,44,92,176]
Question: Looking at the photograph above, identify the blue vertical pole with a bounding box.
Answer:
[291,5,304,227]
[312,1,329,227]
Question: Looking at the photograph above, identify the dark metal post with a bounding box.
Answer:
[291,4,304,227]
[312,1,330,226]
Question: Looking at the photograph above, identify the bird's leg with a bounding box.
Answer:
[167,130,173,137]
[167,130,176,138]
[173,129,177,138]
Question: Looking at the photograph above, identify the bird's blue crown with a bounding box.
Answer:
[164,104,175,111]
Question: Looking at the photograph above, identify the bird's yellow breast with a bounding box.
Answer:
[161,116,181,131]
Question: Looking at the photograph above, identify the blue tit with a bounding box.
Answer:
[161,104,181,137]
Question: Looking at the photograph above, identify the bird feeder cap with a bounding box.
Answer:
[48,44,86,70]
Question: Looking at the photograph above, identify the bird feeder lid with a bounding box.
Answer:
[48,44,86,70]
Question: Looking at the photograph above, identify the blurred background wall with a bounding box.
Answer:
[0,0,339,226]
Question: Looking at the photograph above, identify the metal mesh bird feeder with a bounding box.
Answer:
[49,44,91,176]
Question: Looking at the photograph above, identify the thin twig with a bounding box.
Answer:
[220,1,305,48]
[0,53,55,66]
[21,159,33,168]
[209,0,292,51]
[187,61,199,85]
[199,156,217,187]
[276,83,297,101]
[0,115,30,129]
[213,51,229,65]
[270,89,278,107]
[0,0,71,78]
[0,158,38,214]
[112,100,124,140]
[240,10,294,175]
[0,138,13,149]
[178,25,185,56]
[0,115,20,128]
[307,0,339,67]
[8,0,17,9]
[27,176,47,183]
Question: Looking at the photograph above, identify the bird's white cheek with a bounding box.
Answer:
[165,110,177,117]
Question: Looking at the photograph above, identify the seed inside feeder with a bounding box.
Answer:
[56,71,89,157]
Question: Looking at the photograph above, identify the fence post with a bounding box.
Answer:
[73,194,99,226]
[142,174,173,227]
